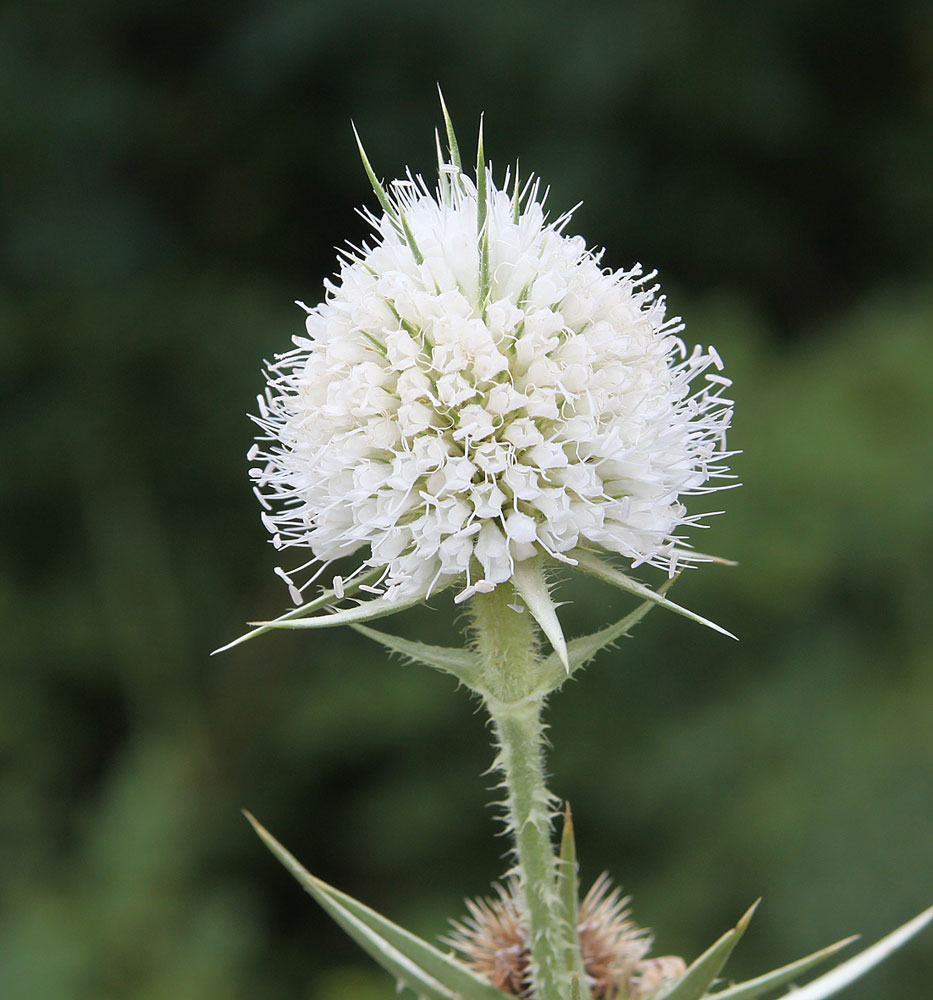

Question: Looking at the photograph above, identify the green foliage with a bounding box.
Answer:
[656,902,757,1000]
[2,2,932,999]
[572,552,736,640]
[706,934,857,1000]
[548,581,671,684]
[351,625,482,689]
[556,808,590,999]
[246,813,510,1000]
[248,812,929,1000]
[513,556,570,674]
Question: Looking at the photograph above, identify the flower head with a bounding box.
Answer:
[445,874,684,1000]
[249,116,733,610]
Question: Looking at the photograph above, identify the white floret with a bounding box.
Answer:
[251,162,733,605]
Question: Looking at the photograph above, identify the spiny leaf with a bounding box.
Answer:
[539,578,675,687]
[771,905,933,1000]
[437,86,461,170]
[351,624,482,688]
[557,804,580,949]
[212,566,383,654]
[572,550,737,640]
[245,812,511,1000]
[248,589,427,632]
[655,901,758,1000]
[707,935,858,1000]
[512,557,569,672]
[557,805,591,1000]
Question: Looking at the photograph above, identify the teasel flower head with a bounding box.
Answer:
[445,874,684,1000]
[247,106,733,624]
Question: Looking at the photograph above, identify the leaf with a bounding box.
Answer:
[572,550,737,640]
[212,566,383,654]
[770,904,933,1000]
[556,805,591,999]
[655,902,758,1000]
[538,578,675,688]
[512,557,569,672]
[707,935,858,1000]
[248,589,427,632]
[351,624,482,688]
[245,812,511,1000]
[557,804,580,949]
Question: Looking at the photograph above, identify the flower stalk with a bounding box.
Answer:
[470,581,568,1000]
[223,102,932,1000]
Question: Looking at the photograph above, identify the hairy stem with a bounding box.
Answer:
[470,586,567,1000]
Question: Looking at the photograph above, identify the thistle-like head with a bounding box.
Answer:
[248,106,734,628]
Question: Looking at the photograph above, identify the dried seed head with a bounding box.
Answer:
[628,956,688,999]
[447,881,529,996]
[446,875,684,1000]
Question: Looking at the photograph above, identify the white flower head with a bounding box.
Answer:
[249,112,733,611]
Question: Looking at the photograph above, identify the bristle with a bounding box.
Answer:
[577,873,651,998]
[446,875,682,1000]
[444,878,532,995]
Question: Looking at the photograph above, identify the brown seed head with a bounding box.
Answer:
[445,875,684,1000]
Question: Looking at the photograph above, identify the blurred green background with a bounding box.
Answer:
[2,1,932,998]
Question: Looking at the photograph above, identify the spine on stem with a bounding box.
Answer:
[469,587,568,1000]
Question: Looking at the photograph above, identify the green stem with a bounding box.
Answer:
[469,587,567,1000]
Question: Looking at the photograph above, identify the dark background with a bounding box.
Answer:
[2,2,932,998]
